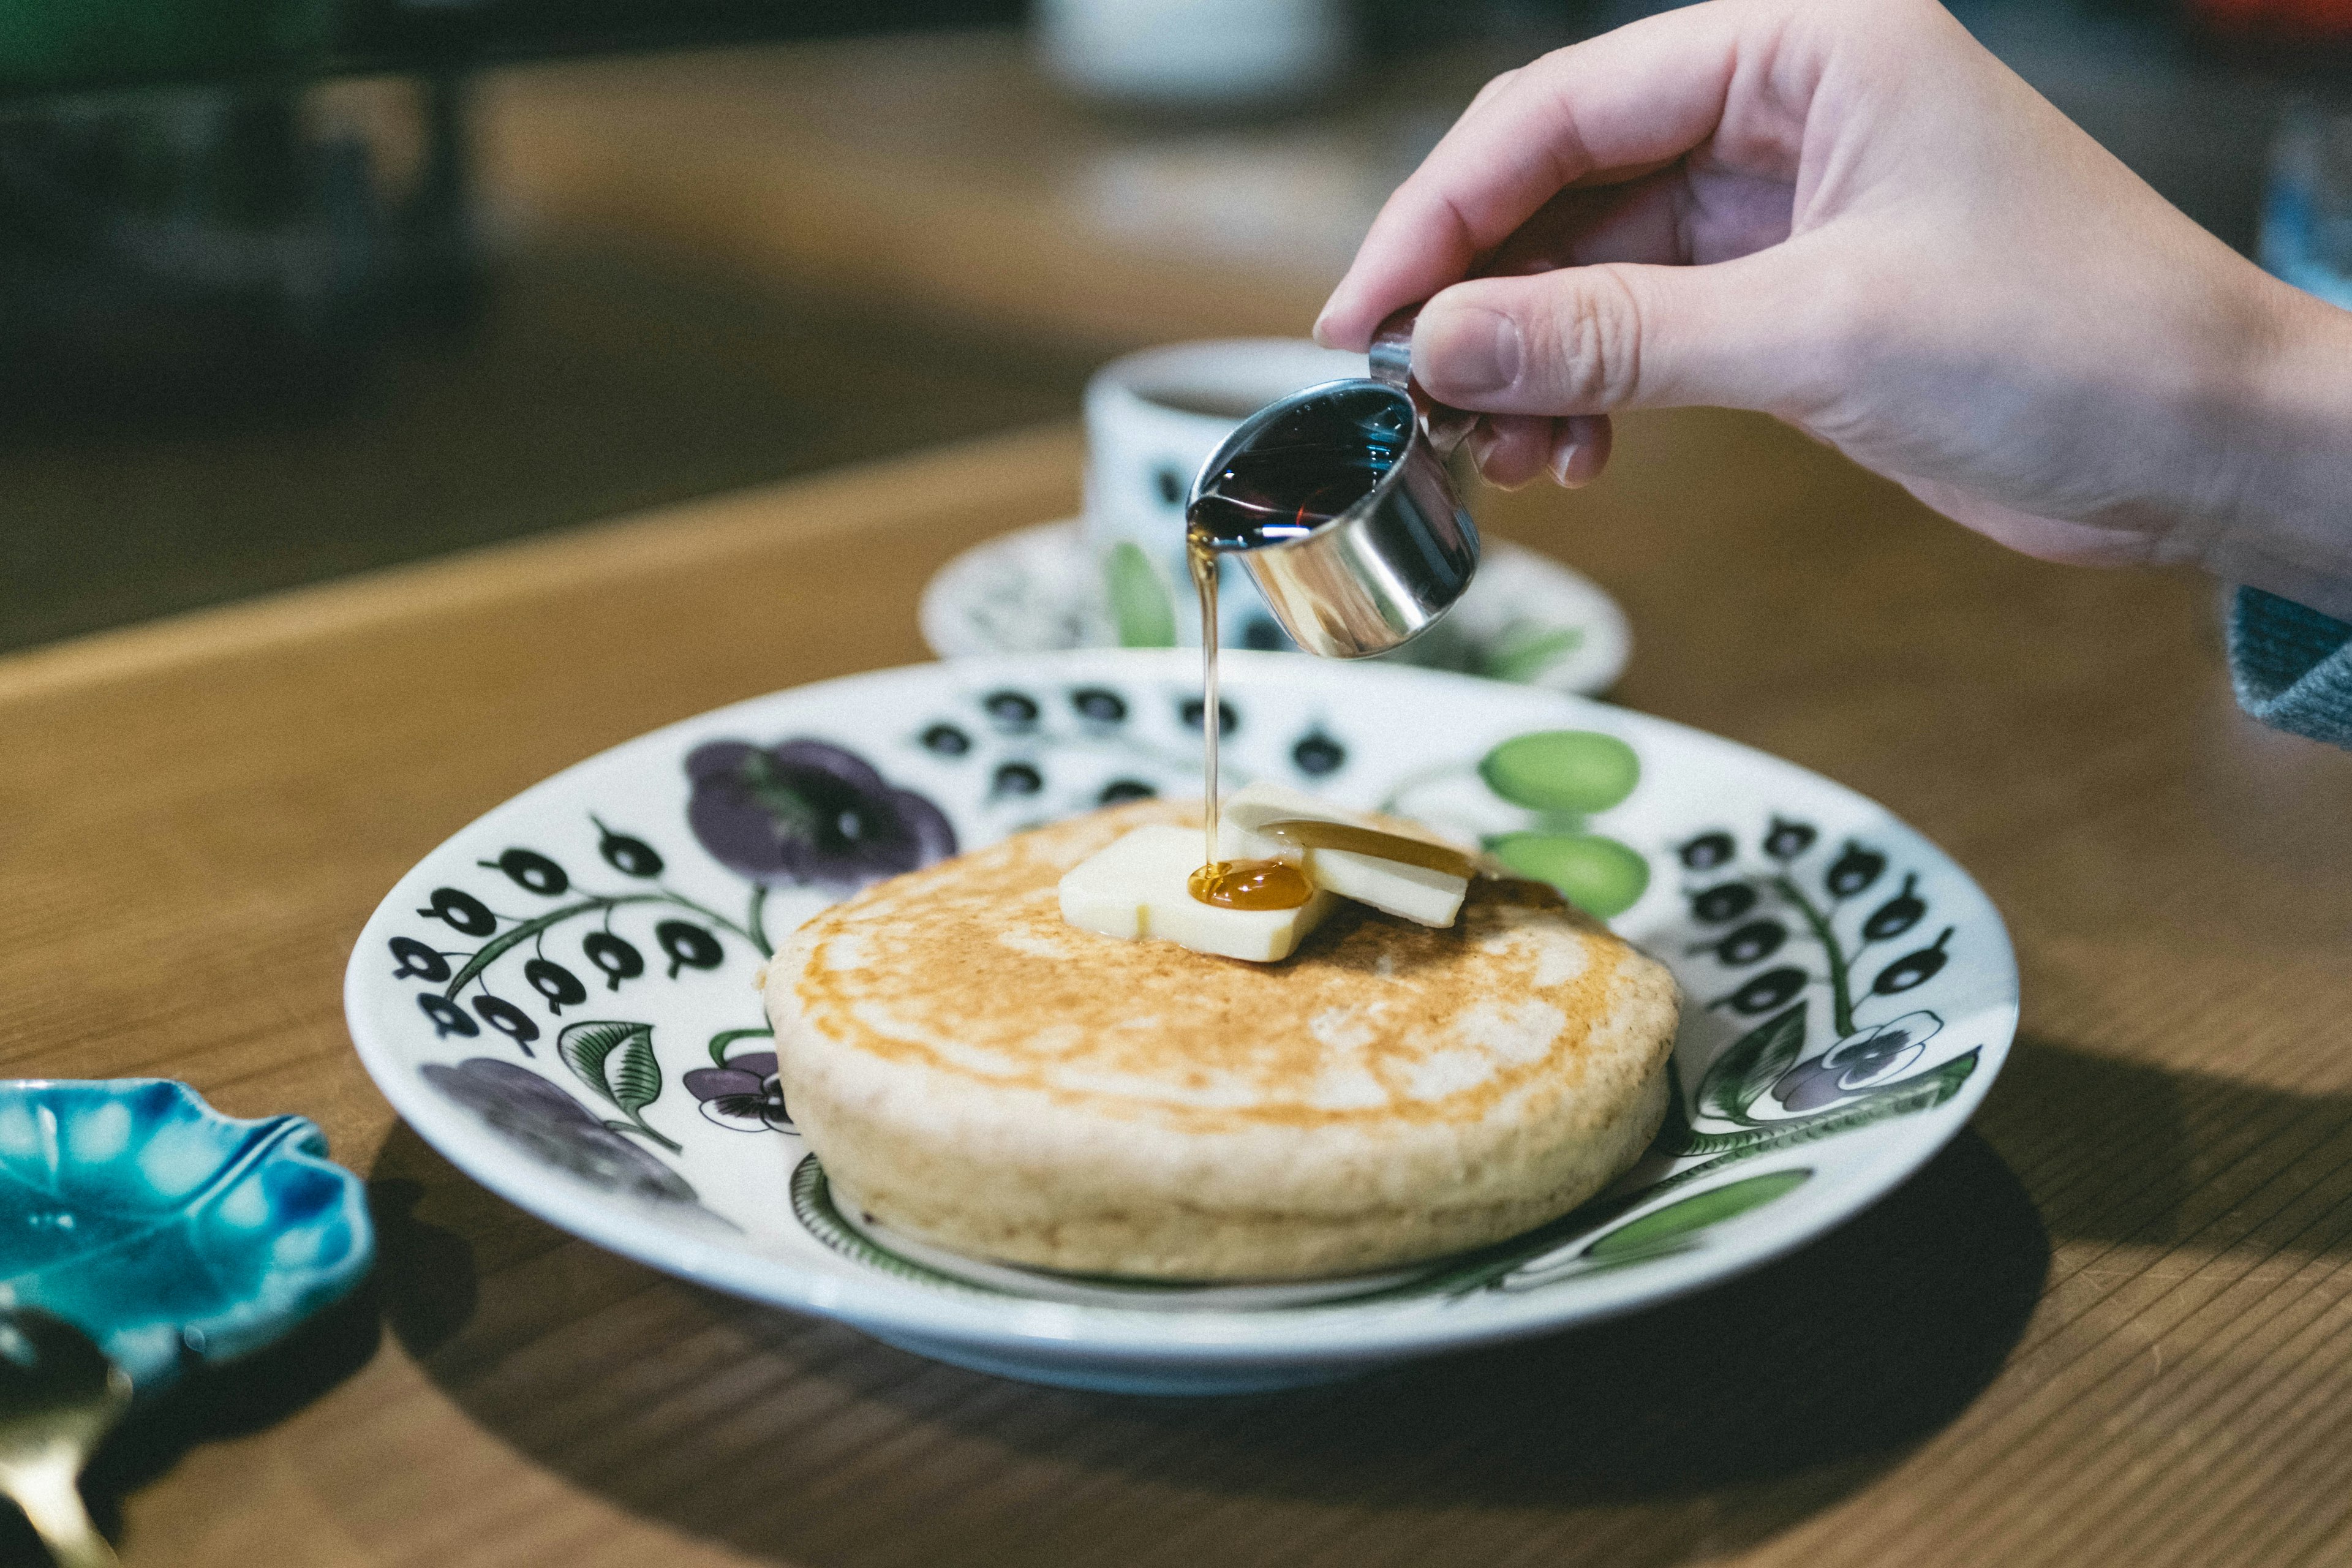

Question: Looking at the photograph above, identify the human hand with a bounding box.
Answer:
[1317,0,2352,617]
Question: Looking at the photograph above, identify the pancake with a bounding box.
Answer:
[763,801,1680,1280]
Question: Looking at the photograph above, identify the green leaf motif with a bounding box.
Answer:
[556,1020,674,1150]
[1479,729,1639,813]
[1106,541,1177,649]
[559,1020,649,1110]
[1478,623,1585,685]
[1583,1168,1812,1260]
[1487,832,1650,919]
[708,1025,775,1067]
[1695,1001,1808,1125]
[609,1038,662,1117]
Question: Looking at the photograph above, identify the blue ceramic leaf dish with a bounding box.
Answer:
[0,1079,374,1394]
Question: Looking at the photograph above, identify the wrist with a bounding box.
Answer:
[2198,271,2352,620]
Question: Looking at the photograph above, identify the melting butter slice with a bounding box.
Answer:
[1218,782,1472,928]
[1058,823,1335,963]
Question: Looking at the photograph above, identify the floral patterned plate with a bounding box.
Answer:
[344,650,2015,1394]
[919,519,1632,694]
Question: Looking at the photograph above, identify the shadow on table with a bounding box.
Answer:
[358,1068,2071,1568]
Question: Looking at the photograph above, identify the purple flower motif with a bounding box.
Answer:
[423,1058,698,1205]
[1770,1011,1942,1113]
[683,1051,791,1133]
[685,739,956,896]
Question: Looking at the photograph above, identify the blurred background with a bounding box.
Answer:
[1,0,2347,656]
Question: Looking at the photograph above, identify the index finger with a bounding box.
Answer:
[1316,0,1767,349]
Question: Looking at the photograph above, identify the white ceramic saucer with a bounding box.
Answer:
[344,650,2015,1394]
[920,519,1632,695]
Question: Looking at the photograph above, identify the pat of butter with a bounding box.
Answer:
[1218,782,1471,928]
[1058,824,1333,963]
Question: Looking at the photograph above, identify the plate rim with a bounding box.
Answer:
[344,648,2017,1367]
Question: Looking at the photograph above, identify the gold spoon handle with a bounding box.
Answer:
[2,1458,118,1568]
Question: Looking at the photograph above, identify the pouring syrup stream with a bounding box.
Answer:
[1181,428,1400,913]
[1183,530,1316,911]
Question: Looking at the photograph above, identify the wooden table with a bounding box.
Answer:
[6,410,2352,1568]
[470,33,1464,354]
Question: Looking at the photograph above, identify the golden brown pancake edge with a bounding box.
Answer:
[764,801,1681,1280]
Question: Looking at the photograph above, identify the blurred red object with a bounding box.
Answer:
[2190,0,2352,43]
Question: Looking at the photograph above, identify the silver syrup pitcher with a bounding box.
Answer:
[1188,307,1480,658]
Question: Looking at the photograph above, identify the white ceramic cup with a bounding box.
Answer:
[1082,337,1367,650]
[1035,0,1350,112]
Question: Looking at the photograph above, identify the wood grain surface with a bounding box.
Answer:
[472,34,1434,355]
[4,406,2351,1567]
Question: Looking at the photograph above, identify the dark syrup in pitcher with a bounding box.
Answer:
[1183,401,1405,911]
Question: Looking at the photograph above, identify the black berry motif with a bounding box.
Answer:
[1180,698,1238,736]
[418,888,497,937]
[390,937,450,982]
[1098,780,1156,804]
[1690,883,1757,924]
[921,723,972,756]
[595,820,664,878]
[1155,465,1185,506]
[1863,875,1926,943]
[1763,818,1817,861]
[1680,832,1735,871]
[983,690,1039,729]
[526,958,587,1014]
[1719,966,1808,1014]
[1873,929,1953,995]
[473,996,540,1051]
[1824,841,1886,899]
[582,932,644,990]
[656,921,724,979]
[1243,618,1285,650]
[418,994,479,1039]
[1711,920,1787,967]
[1293,733,1346,777]
[483,849,568,896]
[1071,688,1126,723]
[992,761,1044,797]
[1681,818,1953,1044]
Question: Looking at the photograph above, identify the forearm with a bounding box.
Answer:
[2202,276,2352,622]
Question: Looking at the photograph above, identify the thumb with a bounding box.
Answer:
[1412,251,1826,417]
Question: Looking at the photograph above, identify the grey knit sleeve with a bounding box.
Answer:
[2228,586,2352,747]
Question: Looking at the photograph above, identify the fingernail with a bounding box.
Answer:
[1426,304,1520,397]
[1311,310,1335,349]
[1547,437,1579,488]
[1468,423,1501,470]
[1468,423,1537,491]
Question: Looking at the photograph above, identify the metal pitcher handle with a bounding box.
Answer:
[1368,306,1478,456]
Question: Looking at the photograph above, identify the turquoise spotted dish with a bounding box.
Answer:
[0,1079,374,1393]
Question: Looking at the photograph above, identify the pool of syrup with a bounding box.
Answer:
[1186,858,1317,911]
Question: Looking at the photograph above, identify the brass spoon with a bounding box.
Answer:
[0,1311,130,1567]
